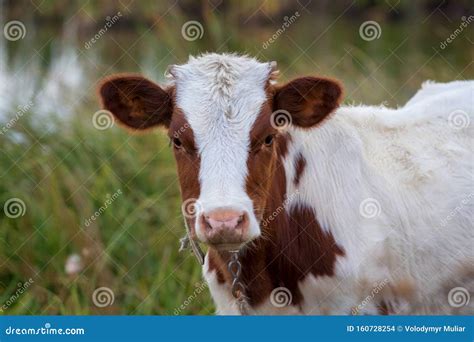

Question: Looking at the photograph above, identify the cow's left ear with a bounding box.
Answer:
[273,77,343,128]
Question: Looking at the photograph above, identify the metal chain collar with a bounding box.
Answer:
[227,251,251,315]
[179,214,251,314]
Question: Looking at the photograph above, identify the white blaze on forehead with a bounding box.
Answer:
[171,53,272,214]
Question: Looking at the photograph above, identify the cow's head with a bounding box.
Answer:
[98,54,342,251]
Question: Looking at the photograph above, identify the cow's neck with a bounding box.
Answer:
[207,132,344,307]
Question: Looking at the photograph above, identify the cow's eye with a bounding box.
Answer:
[172,138,183,148]
[264,135,274,147]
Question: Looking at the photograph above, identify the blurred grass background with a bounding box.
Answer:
[0,0,473,314]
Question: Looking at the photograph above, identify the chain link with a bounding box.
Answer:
[227,251,251,315]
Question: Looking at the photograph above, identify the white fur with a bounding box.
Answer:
[176,54,473,315]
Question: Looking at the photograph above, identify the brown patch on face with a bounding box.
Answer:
[245,99,280,221]
[293,153,306,187]
[168,109,201,238]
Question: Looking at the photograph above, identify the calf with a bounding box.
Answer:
[99,53,473,315]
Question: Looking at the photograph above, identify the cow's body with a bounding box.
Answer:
[204,80,474,315]
[99,53,473,315]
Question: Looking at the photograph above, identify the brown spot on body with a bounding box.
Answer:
[207,249,227,284]
[293,153,306,186]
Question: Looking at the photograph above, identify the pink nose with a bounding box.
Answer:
[200,209,249,247]
[206,211,242,230]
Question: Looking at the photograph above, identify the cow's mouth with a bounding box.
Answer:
[208,242,246,251]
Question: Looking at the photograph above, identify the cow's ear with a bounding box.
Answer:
[273,77,343,128]
[98,74,173,130]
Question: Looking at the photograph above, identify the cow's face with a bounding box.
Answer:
[99,54,342,251]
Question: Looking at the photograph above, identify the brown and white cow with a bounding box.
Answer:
[99,53,473,315]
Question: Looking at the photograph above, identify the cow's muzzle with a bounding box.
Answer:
[198,208,250,250]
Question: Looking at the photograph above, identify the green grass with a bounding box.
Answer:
[0,113,214,315]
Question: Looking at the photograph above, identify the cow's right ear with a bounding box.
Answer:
[98,75,173,130]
